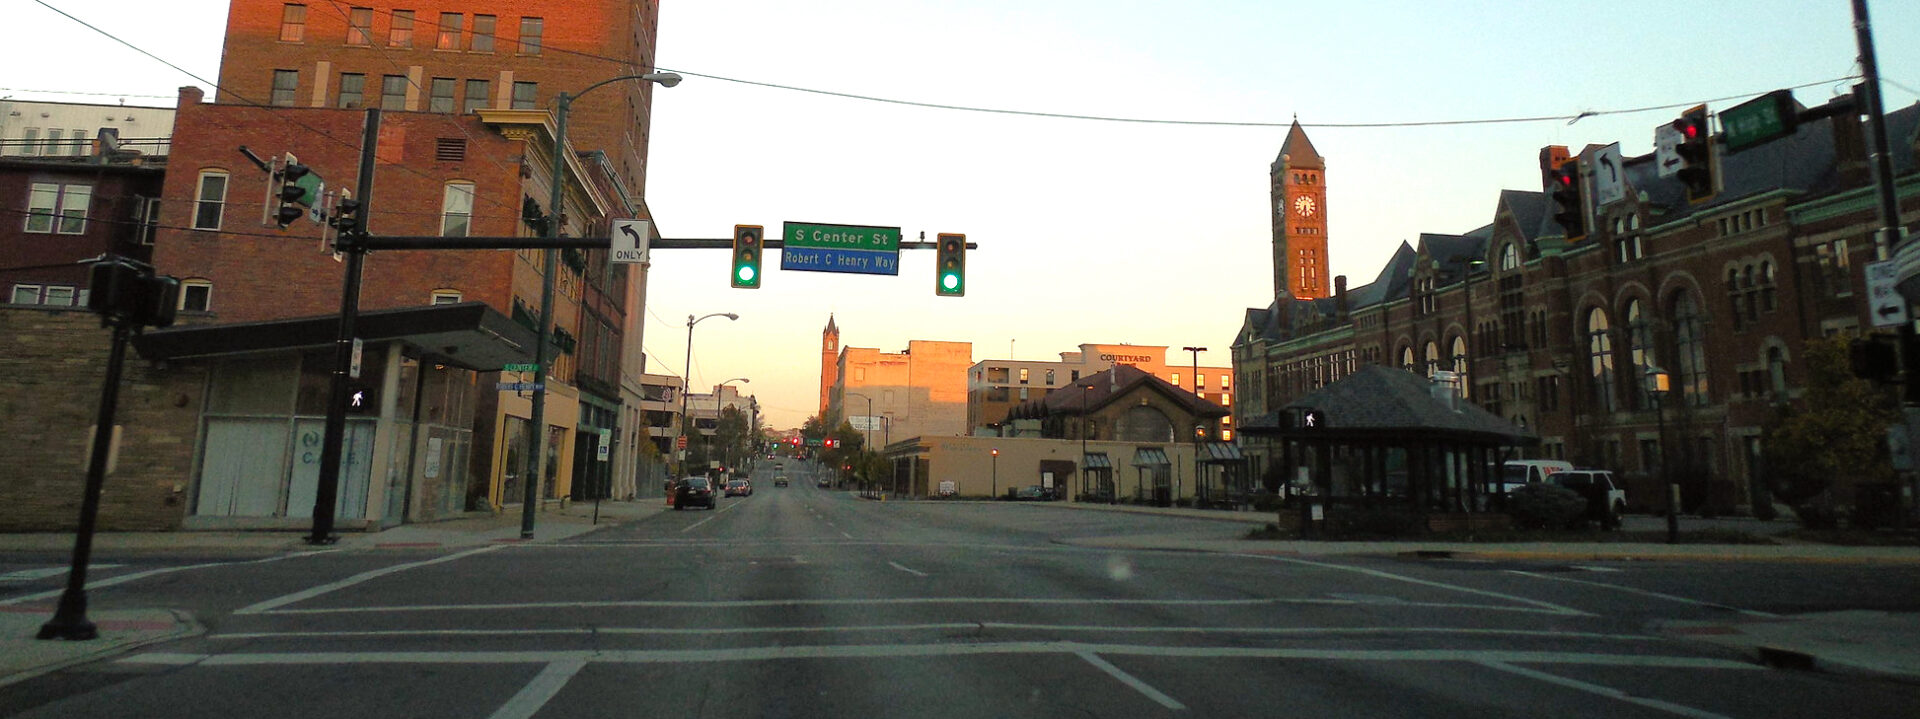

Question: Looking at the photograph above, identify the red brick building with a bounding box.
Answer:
[1235,94,1920,516]
[217,0,663,196]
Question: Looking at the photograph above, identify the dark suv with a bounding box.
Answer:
[1548,470,1627,529]
[673,477,717,510]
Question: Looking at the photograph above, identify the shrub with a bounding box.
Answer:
[1324,508,1423,538]
[1507,483,1588,529]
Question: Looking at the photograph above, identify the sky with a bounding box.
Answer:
[10,0,1920,430]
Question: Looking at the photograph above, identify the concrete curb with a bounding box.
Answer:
[0,608,203,688]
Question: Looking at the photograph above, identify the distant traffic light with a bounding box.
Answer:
[1673,105,1715,203]
[935,233,965,297]
[732,224,763,289]
[273,154,323,229]
[1546,159,1587,241]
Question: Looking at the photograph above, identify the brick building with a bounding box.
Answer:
[216,0,662,196]
[1234,93,1920,515]
[824,327,973,446]
[968,343,1233,437]
[2,135,165,308]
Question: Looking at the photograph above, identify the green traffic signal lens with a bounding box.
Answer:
[737,266,757,283]
[941,273,960,291]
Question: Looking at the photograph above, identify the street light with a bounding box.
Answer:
[991,448,1000,499]
[715,377,750,474]
[1646,366,1676,544]
[1182,346,1206,507]
[680,312,739,477]
[1081,383,1097,503]
[522,71,681,540]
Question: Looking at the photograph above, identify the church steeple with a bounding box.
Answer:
[819,314,841,419]
[1271,120,1331,300]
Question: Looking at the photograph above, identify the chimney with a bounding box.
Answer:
[1429,370,1461,411]
[1334,275,1349,320]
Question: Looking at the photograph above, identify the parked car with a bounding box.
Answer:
[818,479,832,488]
[725,479,752,497]
[673,477,716,510]
[1548,469,1627,528]
[774,476,790,488]
[1500,459,1574,494]
[1013,485,1053,501]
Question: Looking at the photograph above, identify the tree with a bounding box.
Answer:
[1759,336,1897,526]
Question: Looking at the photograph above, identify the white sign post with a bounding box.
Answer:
[1866,259,1909,328]
[610,219,651,265]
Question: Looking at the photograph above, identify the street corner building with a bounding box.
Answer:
[0,0,672,532]
[1232,96,1920,520]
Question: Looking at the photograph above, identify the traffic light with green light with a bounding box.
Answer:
[935,233,965,297]
[732,224,763,289]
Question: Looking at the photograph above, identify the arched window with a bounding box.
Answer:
[1500,243,1520,271]
[1587,307,1616,413]
[1672,292,1708,406]
[1423,340,1439,376]
[1450,335,1469,399]
[1400,345,1415,371]
[1759,261,1777,312]
[1767,346,1788,397]
[1726,268,1746,330]
[1626,299,1654,409]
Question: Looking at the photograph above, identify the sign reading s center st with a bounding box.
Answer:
[779,222,901,276]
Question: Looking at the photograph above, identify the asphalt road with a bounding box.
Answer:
[4,460,1920,718]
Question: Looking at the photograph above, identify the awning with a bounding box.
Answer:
[1083,452,1111,470]
[1131,447,1171,467]
[1201,441,1244,463]
[133,301,536,372]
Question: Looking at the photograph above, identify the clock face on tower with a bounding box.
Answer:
[1294,195,1316,218]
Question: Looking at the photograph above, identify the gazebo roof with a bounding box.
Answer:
[1240,365,1536,445]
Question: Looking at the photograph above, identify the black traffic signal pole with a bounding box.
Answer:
[308,108,381,545]
[36,317,135,640]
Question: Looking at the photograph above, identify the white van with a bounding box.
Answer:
[1500,459,1574,494]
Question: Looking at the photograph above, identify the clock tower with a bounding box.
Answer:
[1271,120,1330,300]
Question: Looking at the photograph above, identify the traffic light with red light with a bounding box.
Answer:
[935,233,966,297]
[1673,105,1715,203]
[1546,159,1587,241]
[732,225,763,289]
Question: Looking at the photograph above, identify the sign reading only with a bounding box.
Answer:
[781,222,902,276]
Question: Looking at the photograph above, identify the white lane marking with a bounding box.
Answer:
[1078,651,1186,710]
[1572,565,1622,573]
[234,545,502,615]
[0,565,122,582]
[1506,570,1777,618]
[209,625,1660,641]
[486,659,587,719]
[678,499,746,533]
[248,596,1563,616]
[887,561,928,577]
[839,531,854,539]
[0,552,330,607]
[1247,554,1590,616]
[1476,660,1735,719]
[124,644,1762,670]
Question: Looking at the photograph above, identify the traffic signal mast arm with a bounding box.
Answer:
[359,236,979,251]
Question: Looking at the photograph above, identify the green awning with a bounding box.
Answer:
[1083,452,1111,469]
[1202,441,1244,463]
[1131,447,1171,467]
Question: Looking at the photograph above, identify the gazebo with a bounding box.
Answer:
[1240,365,1536,526]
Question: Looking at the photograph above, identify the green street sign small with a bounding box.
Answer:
[783,222,901,251]
[503,363,539,372]
[1722,89,1798,153]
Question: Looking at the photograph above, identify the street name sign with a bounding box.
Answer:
[780,222,901,276]
[496,382,545,392]
[611,219,651,264]
[502,363,539,372]
[1722,90,1797,153]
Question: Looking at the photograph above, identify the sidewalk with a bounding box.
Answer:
[0,498,669,556]
[1034,500,1920,564]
